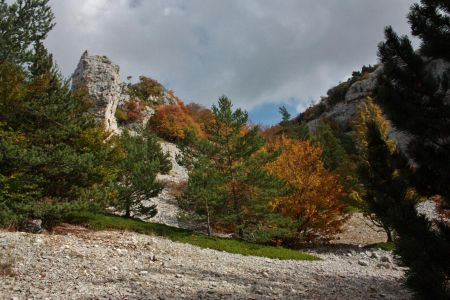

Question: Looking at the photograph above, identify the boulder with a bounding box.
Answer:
[22,219,44,234]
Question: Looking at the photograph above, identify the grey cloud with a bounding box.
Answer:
[45,0,417,112]
[128,0,142,8]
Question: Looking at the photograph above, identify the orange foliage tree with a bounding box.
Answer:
[265,135,347,242]
[185,103,215,135]
[149,100,204,141]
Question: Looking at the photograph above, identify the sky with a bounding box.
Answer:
[45,0,417,125]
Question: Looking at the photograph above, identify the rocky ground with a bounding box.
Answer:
[0,224,412,300]
[140,141,190,229]
[331,213,387,246]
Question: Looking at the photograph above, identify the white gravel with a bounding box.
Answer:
[416,200,441,222]
[0,230,412,299]
[140,141,190,229]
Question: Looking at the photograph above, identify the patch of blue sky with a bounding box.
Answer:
[248,97,304,126]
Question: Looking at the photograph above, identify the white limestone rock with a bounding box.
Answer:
[345,66,383,102]
[71,50,128,134]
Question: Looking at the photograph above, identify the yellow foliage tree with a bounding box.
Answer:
[265,135,347,242]
[352,97,398,241]
[352,97,396,155]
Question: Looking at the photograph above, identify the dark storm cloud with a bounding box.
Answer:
[45,0,416,113]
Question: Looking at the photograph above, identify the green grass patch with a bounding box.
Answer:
[342,205,362,214]
[67,211,319,261]
[366,242,396,251]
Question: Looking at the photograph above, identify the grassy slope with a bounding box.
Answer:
[68,212,319,261]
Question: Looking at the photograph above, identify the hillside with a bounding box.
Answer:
[297,58,450,157]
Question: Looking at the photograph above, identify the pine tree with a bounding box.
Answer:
[0,0,54,65]
[408,0,450,60]
[180,96,283,238]
[0,1,123,227]
[362,120,450,299]
[375,10,450,296]
[178,153,225,236]
[312,120,347,171]
[0,60,123,226]
[377,26,450,205]
[352,99,396,242]
[277,106,310,140]
[313,119,363,211]
[114,129,171,218]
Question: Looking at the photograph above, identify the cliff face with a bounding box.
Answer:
[306,67,384,133]
[71,51,128,134]
[301,58,450,155]
[304,66,413,155]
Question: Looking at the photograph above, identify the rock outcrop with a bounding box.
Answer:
[304,58,450,155]
[304,65,414,154]
[72,51,128,134]
[71,51,189,228]
[72,51,184,133]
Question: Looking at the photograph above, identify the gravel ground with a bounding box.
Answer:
[0,229,412,300]
[331,213,387,246]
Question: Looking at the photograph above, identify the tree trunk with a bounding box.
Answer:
[125,205,131,218]
[384,225,393,242]
[205,199,211,236]
[231,181,244,239]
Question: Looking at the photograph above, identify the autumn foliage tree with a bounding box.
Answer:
[185,103,215,135]
[352,98,396,242]
[265,135,347,243]
[149,100,204,141]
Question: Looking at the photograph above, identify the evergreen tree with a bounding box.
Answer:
[115,129,171,218]
[0,0,54,65]
[377,26,450,205]
[313,119,364,211]
[352,99,396,242]
[408,0,450,60]
[277,106,310,140]
[0,60,123,226]
[374,8,450,295]
[178,153,225,236]
[312,120,347,171]
[180,96,283,238]
[362,120,450,299]
[0,0,122,227]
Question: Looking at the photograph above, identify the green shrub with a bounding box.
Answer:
[115,108,128,123]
